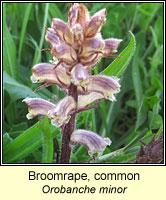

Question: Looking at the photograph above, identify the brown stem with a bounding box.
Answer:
[60,83,78,163]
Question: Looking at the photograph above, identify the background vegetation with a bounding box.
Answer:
[3,3,163,163]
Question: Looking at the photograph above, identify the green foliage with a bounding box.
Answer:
[3,3,163,163]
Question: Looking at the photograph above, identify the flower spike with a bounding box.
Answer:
[23,3,123,163]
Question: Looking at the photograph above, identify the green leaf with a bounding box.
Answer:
[135,100,147,131]
[3,71,40,103]
[100,100,109,137]
[148,111,163,130]
[93,149,136,163]
[3,133,13,147]
[9,122,28,138]
[3,122,44,163]
[3,4,16,78]
[132,47,143,109]
[42,117,54,163]
[49,3,64,20]
[144,95,160,110]
[150,26,159,48]
[100,31,136,77]
[123,128,148,152]
[32,3,49,65]
[3,120,59,163]
[18,4,33,76]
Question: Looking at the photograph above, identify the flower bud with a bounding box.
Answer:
[48,96,76,127]
[70,129,111,157]
[31,63,71,88]
[68,3,90,29]
[85,8,106,38]
[68,3,79,27]
[103,38,122,56]
[22,98,55,120]
[72,23,84,49]
[88,75,121,101]
[52,18,72,46]
[71,63,90,87]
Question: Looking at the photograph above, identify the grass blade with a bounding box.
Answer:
[33,3,49,65]
[3,4,16,78]
[18,3,33,76]
[42,117,54,163]
[132,47,143,109]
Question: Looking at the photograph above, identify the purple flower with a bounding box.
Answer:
[70,129,111,157]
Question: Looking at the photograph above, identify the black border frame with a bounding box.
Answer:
[1,0,165,166]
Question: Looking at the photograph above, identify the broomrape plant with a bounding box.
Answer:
[23,3,122,163]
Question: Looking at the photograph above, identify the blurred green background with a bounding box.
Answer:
[3,3,163,163]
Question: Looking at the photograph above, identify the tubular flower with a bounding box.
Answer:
[31,63,71,88]
[88,75,121,101]
[70,129,111,157]
[22,98,56,120]
[48,96,76,127]
[23,3,123,161]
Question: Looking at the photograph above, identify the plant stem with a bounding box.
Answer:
[60,83,78,163]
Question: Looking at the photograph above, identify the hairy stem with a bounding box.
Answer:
[60,83,78,163]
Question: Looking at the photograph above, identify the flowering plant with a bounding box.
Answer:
[4,3,163,165]
[23,3,127,163]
